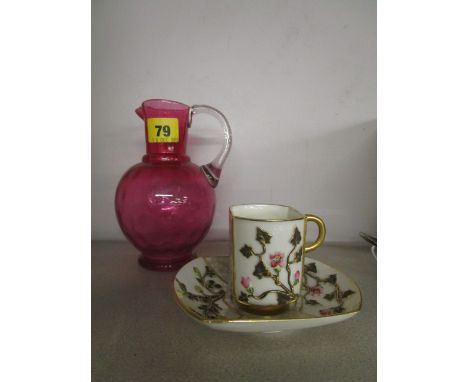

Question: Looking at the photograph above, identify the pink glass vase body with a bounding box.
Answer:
[115,99,232,271]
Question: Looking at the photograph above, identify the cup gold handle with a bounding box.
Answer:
[304,214,326,253]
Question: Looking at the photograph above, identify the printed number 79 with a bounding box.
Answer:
[155,125,171,137]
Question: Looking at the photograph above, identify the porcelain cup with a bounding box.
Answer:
[230,204,326,314]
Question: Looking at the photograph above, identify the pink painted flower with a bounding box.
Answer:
[241,276,250,289]
[320,308,333,316]
[294,270,300,281]
[309,286,323,296]
[293,270,301,286]
[269,252,285,268]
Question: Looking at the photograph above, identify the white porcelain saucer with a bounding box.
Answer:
[174,256,362,333]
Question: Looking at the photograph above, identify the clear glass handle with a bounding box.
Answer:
[190,105,232,188]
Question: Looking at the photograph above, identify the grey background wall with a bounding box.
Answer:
[92,0,376,242]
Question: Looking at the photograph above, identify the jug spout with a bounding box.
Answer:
[135,106,144,119]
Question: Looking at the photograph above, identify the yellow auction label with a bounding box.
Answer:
[147,118,179,143]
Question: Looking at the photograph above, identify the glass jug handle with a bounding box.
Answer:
[190,105,232,188]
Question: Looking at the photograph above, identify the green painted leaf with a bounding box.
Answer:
[274,267,281,275]
[277,292,290,305]
[290,226,302,246]
[176,279,187,292]
[205,266,215,277]
[294,248,303,263]
[326,274,337,285]
[324,292,336,301]
[194,285,203,294]
[256,227,272,245]
[305,299,320,305]
[305,262,317,273]
[342,290,355,298]
[246,287,254,294]
[197,295,223,319]
[193,267,202,278]
[240,244,254,258]
[238,291,249,303]
[333,306,344,314]
[253,261,268,279]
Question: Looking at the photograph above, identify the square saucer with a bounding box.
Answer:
[174,256,362,333]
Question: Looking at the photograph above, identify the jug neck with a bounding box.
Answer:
[142,153,190,164]
[136,99,191,163]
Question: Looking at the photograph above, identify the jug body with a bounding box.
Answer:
[115,160,215,270]
[115,99,231,271]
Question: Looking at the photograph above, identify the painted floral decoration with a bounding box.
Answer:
[293,270,300,286]
[175,258,359,320]
[269,252,285,268]
[309,286,323,296]
[238,226,303,305]
[241,276,250,289]
[319,308,333,316]
[299,262,356,316]
[176,265,225,319]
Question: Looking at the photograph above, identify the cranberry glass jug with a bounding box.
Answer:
[115,99,232,271]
